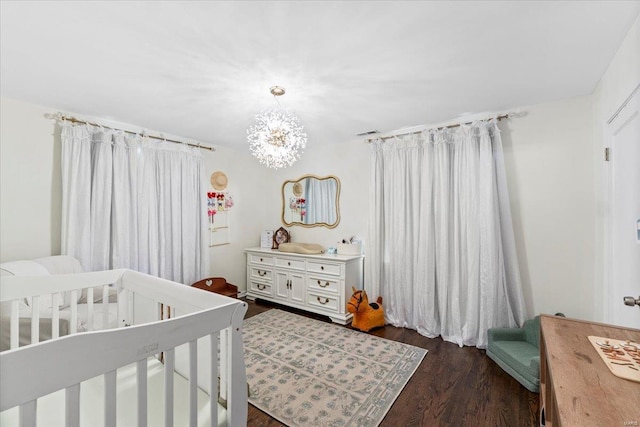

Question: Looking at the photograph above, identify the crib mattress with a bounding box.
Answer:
[0,357,227,427]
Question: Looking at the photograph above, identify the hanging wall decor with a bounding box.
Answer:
[208,171,233,246]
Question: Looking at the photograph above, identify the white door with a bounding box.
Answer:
[607,86,640,328]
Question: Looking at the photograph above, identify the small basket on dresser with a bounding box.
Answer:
[336,243,362,255]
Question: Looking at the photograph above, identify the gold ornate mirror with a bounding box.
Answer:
[282,174,340,228]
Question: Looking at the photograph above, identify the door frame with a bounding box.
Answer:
[602,83,640,324]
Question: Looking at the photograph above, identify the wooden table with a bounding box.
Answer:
[540,315,640,426]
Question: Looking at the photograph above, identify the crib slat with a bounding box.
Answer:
[10,300,19,350]
[104,370,117,427]
[102,285,109,328]
[159,303,172,321]
[86,288,94,332]
[117,289,125,328]
[189,340,197,427]
[220,330,228,402]
[30,296,40,345]
[137,359,148,427]
[164,348,175,427]
[69,290,78,334]
[210,332,219,427]
[227,306,249,427]
[52,293,60,339]
[65,384,80,427]
[19,400,36,427]
[117,292,122,328]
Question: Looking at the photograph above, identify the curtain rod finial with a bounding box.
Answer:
[44,112,65,121]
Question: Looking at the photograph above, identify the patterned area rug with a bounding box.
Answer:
[243,309,427,427]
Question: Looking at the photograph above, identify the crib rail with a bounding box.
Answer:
[0,270,123,302]
[0,269,248,427]
[1,270,127,349]
[0,270,241,348]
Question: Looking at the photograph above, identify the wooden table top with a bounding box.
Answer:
[541,315,640,426]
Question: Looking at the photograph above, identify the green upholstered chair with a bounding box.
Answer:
[487,316,541,393]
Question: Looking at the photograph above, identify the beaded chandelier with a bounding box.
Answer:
[247,86,307,169]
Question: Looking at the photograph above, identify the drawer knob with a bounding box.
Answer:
[320,266,324,270]
[260,258,263,262]
[319,281,330,288]
[317,296,330,305]
[257,284,266,290]
[288,261,291,266]
[258,270,266,276]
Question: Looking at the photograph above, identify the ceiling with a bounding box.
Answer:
[1,1,639,149]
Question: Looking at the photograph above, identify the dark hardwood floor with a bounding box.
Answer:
[244,299,539,427]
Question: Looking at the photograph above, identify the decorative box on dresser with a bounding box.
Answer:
[539,315,640,426]
[245,247,364,324]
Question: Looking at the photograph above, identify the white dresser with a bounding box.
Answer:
[245,247,364,324]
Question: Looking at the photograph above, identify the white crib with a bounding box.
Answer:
[0,269,248,427]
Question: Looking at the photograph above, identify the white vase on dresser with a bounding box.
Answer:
[245,247,364,324]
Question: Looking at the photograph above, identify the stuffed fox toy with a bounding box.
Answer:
[347,286,385,332]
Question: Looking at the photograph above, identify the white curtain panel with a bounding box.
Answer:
[367,120,526,348]
[61,123,208,286]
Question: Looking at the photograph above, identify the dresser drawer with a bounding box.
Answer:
[275,257,305,270]
[307,261,341,276]
[307,276,339,294]
[249,254,274,265]
[250,266,273,281]
[307,290,340,312]
[249,280,273,297]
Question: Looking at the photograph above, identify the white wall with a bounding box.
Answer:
[264,140,370,248]
[594,15,640,121]
[202,145,279,290]
[501,95,596,320]
[0,98,62,261]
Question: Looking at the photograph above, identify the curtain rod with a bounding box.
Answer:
[366,113,511,143]
[59,115,215,151]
